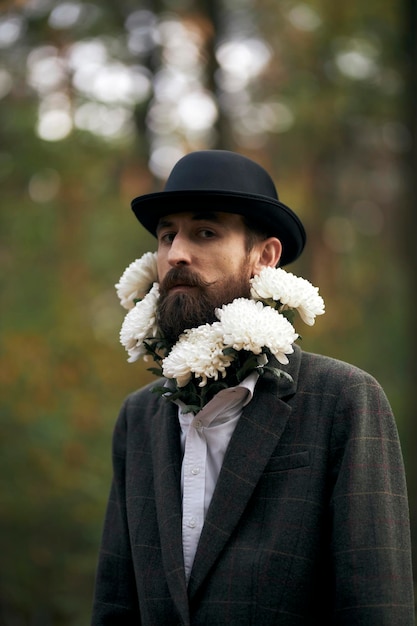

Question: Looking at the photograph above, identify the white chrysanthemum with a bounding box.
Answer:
[120,283,160,362]
[216,298,298,365]
[250,266,325,326]
[162,322,234,387]
[116,251,158,310]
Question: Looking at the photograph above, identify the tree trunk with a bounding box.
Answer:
[403,0,417,596]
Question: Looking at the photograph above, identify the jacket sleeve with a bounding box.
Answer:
[91,400,141,626]
[328,368,415,625]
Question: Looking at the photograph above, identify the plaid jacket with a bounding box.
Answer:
[92,345,415,625]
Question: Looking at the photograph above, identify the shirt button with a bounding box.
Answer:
[191,466,200,475]
[188,518,197,528]
[194,419,203,430]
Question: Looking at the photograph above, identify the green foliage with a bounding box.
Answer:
[0,0,415,622]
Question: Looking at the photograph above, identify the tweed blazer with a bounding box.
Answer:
[92,346,415,625]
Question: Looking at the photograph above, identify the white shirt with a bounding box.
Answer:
[175,373,258,581]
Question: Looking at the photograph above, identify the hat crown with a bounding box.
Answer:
[164,150,279,201]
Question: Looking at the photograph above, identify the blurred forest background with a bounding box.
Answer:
[0,0,416,623]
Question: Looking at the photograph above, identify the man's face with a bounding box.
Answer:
[156,211,259,345]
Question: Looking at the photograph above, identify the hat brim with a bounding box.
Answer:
[131,189,306,266]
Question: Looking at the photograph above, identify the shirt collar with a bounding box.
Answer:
[175,371,259,428]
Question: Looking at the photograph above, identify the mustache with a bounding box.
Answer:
[160,267,214,293]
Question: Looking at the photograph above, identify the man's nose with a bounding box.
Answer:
[167,234,192,266]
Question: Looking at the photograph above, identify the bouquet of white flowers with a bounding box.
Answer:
[115,252,325,413]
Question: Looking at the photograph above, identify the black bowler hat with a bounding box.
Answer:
[131,150,306,266]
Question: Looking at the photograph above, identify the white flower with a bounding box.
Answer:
[162,322,234,387]
[116,252,158,310]
[216,298,298,365]
[120,283,160,362]
[250,267,325,326]
[115,253,326,409]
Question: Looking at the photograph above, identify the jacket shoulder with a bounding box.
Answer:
[122,374,169,406]
[297,348,383,390]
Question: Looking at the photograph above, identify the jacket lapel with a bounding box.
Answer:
[187,348,301,599]
[151,397,190,625]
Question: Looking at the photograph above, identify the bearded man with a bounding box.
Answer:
[92,151,414,626]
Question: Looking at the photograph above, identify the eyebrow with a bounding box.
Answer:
[156,212,221,233]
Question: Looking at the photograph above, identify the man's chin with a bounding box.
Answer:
[157,290,216,345]
[163,290,198,309]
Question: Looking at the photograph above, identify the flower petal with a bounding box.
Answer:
[250,267,325,325]
[119,283,160,362]
[116,251,158,310]
[162,322,234,386]
[216,298,298,364]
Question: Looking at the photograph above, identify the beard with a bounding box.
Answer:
[157,264,252,347]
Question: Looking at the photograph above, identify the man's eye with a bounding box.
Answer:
[199,229,216,238]
[159,232,176,244]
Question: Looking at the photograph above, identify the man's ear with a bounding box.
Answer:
[252,237,282,274]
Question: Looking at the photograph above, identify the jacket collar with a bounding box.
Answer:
[150,399,190,625]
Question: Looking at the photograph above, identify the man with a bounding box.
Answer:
[92,150,414,625]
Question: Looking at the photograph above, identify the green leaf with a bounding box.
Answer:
[236,354,260,381]
[147,367,163,377]
[280,309,296,325]
[264,366,294,384]
[222,347,239,358]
